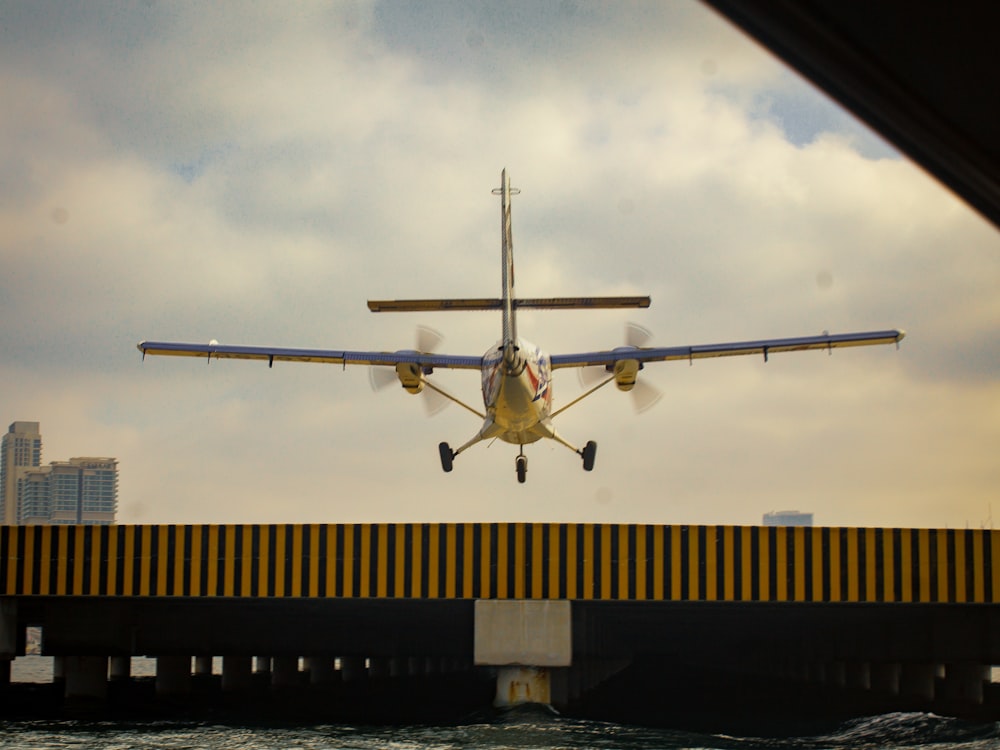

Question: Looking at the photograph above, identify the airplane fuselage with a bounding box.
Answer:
[480,337,553,445]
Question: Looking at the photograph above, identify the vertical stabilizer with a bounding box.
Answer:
[493,169,520,364]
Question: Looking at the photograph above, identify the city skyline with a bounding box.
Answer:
[1,4,998,528]
[1,422,117,525]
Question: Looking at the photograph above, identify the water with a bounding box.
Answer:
[6,658,1000,749]
[1,713,998,750]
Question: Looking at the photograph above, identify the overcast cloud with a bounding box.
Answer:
[1,1,998,528]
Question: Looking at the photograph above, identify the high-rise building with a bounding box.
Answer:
[2,422,117,525]
[763,510,814,527]
[1,421,42,525]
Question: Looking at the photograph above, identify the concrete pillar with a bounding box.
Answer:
[389,657,404,678]
[155,655,192,695]
[494,666,551,707]
[193,656,214,676]
[845,661,871,690]
[825,661,846,688]
[254,656,272,674]
[368,656,390,679]
[341,656,365,682]
[900,663,936,702]
[109,656,131,681]
[64,655,108,701]
[270,656,299,689]
[0,599,16,659]
[474,600,572,668]
[870,662,901,695]
[53,656,66,683]
[221,656,253,692]
[943,663,989,705]
[308,657,336,685]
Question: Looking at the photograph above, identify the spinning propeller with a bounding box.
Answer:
[579,322,663,413]
[369,326,450,415]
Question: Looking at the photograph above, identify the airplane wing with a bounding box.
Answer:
[549,329,905,369]
[136,341,483,370]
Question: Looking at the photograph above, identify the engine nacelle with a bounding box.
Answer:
[395,362,424,394]
[613,359,640,391]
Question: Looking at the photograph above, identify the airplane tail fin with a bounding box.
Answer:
[366,170,651,345]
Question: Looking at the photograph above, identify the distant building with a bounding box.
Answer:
[0,421,42,525]
[1,422,117,525]
[763,510,814,527]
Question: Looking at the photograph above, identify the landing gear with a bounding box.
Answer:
[439,442,455,472]
[515,450,527,483]
[580,440,597,471]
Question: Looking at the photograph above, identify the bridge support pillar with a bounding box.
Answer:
[156,656,192,695]
[0,598,16,659]
[194,656,214,676]
[474,600,571,707]
[494,666,550,707]
[109,656,131,681]
[845,661,870,690]
[942,662,989,705]
[308,657,336,685]
[368,656,390,680]
[870,662,900,695]
[53,656,66,683]
[221,656,252,692]
[64,655,108,701]
[270,657,299,689]
[824,661,846,688]
[900,663,937,702]
[341,656,365,682]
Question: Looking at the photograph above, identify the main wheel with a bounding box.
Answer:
[581,440,597,471]
[439,442,454,472]
[515,454,527,483]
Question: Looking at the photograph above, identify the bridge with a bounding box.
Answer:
[2,523,999,729]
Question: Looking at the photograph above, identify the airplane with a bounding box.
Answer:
[138,169,905,483]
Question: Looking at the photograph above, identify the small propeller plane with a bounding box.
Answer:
[138,169,905,483]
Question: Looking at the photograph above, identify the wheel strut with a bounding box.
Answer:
[515,448,527,483]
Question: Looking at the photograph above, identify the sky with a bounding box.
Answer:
[1,1,998,529]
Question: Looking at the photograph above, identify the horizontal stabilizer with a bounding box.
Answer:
[368,296,650,312]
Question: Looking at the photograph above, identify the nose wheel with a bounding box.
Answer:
[515,450,527,483]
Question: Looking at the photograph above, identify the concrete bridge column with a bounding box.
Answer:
[155,655,192,695]
[942,663,989,705]
[64,655,108,701]
[474,600,571,707]
[53,656,66,683]
[194,656,214,676]
[824,661,846,688]
[870,662,901,695]
[368,656,390,680]
[109,656,131,681]
[495,666,551,707]
[341,656,365,682]
[0,598,15,685]
[221,656,253,692]
[846,661,871,691]
[270,656,299,689]
[308,657,336,685]
[900,663,937,702]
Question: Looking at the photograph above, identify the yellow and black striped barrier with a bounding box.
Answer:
[0,524,996,603]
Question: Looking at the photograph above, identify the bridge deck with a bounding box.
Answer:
[1,523,996,603]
